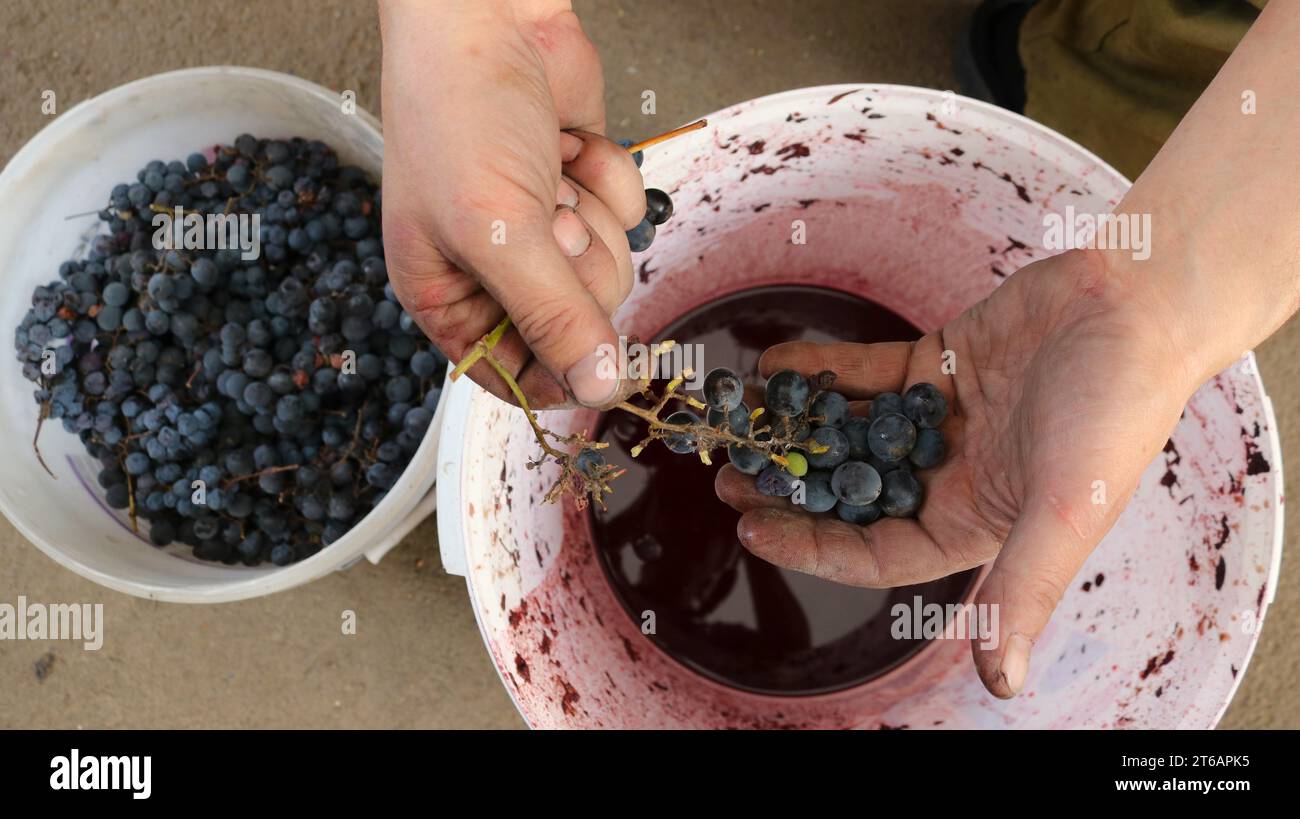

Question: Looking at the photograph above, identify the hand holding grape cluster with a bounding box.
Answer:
[700,368,948,524]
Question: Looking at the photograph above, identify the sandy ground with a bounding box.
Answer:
[0,0,1293,729]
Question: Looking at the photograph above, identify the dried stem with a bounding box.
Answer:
[223,464,300,488]
[32,396,55,479]
[626,119,708,154]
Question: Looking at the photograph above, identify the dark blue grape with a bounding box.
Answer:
[795,469,837,513]
[709,401,751,435]
[869,392,903,422]
[410,350,438,378]
[867,412,916,462]
[148,520,176,546]
[662,410,701,454]
[879,469,923,517]
[831,461,882,506]
[836,500,882,525]
[727,442,767,475]
[403,406,433,437]
[124,452,151,476]
[756,463,799,497]
[902,382,948,428]
[909,427,946,469]
[645,188,673,225]
[764,369,809,417]
[702,367,743,411]
[805,426,849,469]
[810,391,850,428]
[102,281,130,307]
[626,218,655,252]
[842,416,871,460]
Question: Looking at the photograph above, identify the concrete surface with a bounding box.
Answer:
[0,0,1293,729]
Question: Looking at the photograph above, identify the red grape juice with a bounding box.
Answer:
[589,286,977,696]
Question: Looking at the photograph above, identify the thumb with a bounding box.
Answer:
[972,484,1114,698]
[465,207,623,408]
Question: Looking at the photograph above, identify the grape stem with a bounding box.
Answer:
[223,463,300,489]
[626,119,708,154]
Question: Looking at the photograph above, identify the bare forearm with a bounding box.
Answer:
[1110,1,1300,383]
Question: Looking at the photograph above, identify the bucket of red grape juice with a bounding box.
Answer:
[436,85,1282,728]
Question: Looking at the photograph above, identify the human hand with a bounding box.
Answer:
[378,0,645,408]
[715,248,1202,698]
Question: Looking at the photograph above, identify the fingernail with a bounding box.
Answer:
[555,178,580,209]
[565,347,620,407]
[552,207,590,257]
[1000,632,1033,696]
[559,132,584,163]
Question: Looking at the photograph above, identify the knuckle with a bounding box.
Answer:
[1021,572,1068,617]
[512,296,588,360]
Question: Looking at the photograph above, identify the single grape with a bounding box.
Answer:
[831,461,883,506]
[764,369,809,417]
[102,281,130,307]
[842,416,871,460]
[867,412,917,462]
[708,402,751,435]
[869,392,903,422]
[805,426,849,469]
[879,469,924,517]
[795,469,837,513]
[868,452,909,476]
[756,463,799,497]
[902,382,948,428]
[124,452,151,476]
[663,410,701,454]
[626,218,655,252]
[148,520,176,546]
[836,499,882,525]
[727,442,767,475]
[810,391,850,428]
[645,188,674,225]
[702,366,743,411]
[909,427,946,469]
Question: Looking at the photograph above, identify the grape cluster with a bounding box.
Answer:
[15,135,446,566]
[703,367,948,524]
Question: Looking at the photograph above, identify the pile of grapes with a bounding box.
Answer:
[14,135,445,566]
[698,368,948,523]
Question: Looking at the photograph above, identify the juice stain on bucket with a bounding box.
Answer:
[589,286,978,696]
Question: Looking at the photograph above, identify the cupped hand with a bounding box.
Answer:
[715,248,1202,698]
[379,0,645,408]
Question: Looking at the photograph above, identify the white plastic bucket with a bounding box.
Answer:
[0,67,444,602]
[439,85,1284,728]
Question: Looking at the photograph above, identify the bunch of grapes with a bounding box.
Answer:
[704,367,948,523]
[15,135,445,566]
